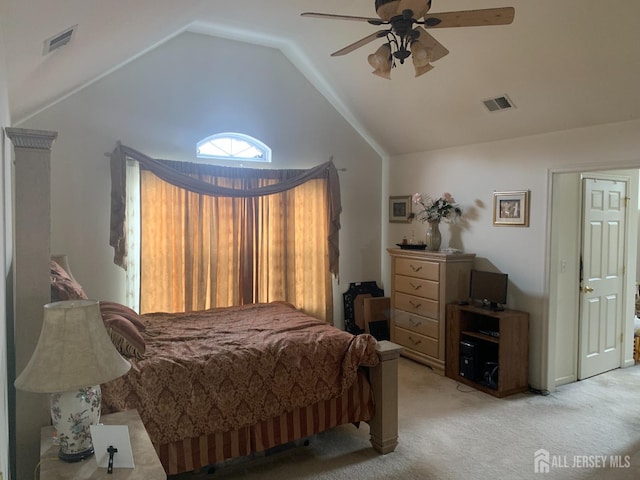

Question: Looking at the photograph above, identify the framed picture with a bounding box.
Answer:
[493,190,530,227]
[389,195,412,223]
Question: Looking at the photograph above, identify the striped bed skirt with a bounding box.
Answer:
[157,368,375,475]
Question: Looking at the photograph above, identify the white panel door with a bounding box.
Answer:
[578,177,626,379]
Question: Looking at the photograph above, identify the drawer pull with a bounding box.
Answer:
[409,317,422,327]
[409,282,422,291]
[409,300,422,309]
[408,336,422,346]
[410,264,423,273]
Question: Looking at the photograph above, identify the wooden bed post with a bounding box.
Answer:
[368,340,403,454]
[5,128,58,480]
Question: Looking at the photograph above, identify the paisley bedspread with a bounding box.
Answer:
[101,302,379,446]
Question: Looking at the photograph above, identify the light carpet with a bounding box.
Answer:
[172,358,640,480]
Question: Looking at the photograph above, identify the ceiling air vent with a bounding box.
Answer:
[43,25,77,55]
[483,94,515,112]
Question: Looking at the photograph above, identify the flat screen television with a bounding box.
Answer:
[469,269,508,311]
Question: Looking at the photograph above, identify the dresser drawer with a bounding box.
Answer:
[395,258,439,281]
[394,310,438,338]
[395,292,439,319]
[393,327,438,357]
[395,275,438,300]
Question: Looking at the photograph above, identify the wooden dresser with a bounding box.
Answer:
[387,248,475,374]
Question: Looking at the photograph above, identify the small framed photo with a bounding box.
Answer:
[389,195,412,223]
[493,190,530,227]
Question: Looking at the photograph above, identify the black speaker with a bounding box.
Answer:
[459,339,478,380]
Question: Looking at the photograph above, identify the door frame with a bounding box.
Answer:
[546,167,638,391]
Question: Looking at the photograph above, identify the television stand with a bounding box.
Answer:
[479,301,504,312]
[445,303,529,397]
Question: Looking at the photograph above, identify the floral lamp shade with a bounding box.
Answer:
[14,299,131,461]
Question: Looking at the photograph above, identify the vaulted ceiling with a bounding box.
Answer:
[3,0,640,157]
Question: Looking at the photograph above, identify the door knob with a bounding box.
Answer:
[583,285,594,293]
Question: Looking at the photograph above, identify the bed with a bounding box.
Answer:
[49,258,403,476]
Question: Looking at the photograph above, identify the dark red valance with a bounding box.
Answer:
[109,143,341,276]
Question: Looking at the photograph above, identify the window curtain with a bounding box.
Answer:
[109,144,341,322]
[124,158,141,313]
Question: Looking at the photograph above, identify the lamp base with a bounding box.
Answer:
[58,445,95,462]
[50,386,102,462]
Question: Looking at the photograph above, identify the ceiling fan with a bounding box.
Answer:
[301,0,515,79]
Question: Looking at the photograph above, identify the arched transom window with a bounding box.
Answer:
[196,132,271,163]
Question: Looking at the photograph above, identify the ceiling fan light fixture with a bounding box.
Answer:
[368,43,392,73]
[372,68,392,79]
[414,63,434,77]
[411,40,430,67]
[302,3,515,79]
[375,0,401,21]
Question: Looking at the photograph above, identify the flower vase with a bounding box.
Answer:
[425,221,442,251]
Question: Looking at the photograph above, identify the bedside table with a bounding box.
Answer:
[40,409,166,479]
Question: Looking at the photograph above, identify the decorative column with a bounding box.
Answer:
[5,127,57,480]
[369,340,403,454]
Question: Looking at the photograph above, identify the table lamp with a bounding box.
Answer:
[14,299,131,462]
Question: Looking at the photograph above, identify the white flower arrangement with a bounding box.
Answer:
[411,192,462,223]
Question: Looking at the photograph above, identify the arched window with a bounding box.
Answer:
[114,144,339,323]
[196,132,271,163]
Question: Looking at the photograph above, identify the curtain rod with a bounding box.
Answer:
[105,149,348,172]
[329,155,347,172]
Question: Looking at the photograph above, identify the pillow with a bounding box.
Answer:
[99,301,146,331]
[101,312,146,360]
[50,260,89,301]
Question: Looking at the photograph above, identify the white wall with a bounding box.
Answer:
[20,32,384,329]
[386,119,640,390]
[0,0,12,476]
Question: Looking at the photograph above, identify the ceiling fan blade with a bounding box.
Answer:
[424,7,515,28]
[301,12,384,25]
[415,27,449,63]
[396,0,431,18]
[331,30,388,57]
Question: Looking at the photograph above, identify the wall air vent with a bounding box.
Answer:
[482,94,516,112]
[43,25,77,55]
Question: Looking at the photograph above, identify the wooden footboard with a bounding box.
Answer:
[156,368,376,475]
[368,340,404,454]
[153,340,403,475]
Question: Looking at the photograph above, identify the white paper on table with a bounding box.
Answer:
[90,424,135,469]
